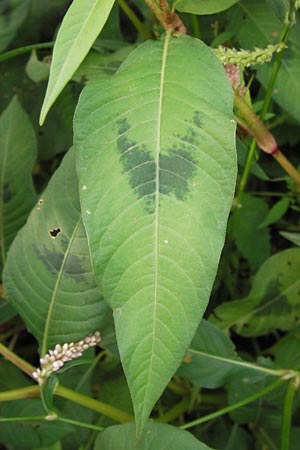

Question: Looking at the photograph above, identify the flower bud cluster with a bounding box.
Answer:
[32,331,101,384]
[214,43,286,68]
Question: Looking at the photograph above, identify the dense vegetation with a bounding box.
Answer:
[0,1,300,449]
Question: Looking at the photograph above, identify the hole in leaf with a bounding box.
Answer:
[49,227,61,239]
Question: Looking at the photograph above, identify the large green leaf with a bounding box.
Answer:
[3,149,107,355]
[94,422,213,450]
[0,96,37,270]
[40,0,116,124]
[0,0,30,52]
[174,0,239,14]
[74,33,236,433]
[211,248,300,336]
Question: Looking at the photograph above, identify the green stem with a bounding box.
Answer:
[157,397,190,423]
[191,15,201,39]
[0,386,40,402]
[0,42,54,63]
[57,416,104,432]
[281,378,299,450]
[56,385,134,423]
[117,0,152,40]
[180,378,284,430]
[0,415,103,432]
[0,342,36,378]
[237,0,297,198]
[0,415,46,423]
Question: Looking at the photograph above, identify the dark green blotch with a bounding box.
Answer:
[193,111,202,129]
[64,253,85,277]
[117,118,156,212]
[159,148,198,201]
[2,183,11,203]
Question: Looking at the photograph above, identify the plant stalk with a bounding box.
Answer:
[0,42,54,63]
[281,377,299,450]
[0,343,36,378]
[143,0,187,33]
[180,377,284,430]
[55,385,134,423]
[237,0,297,197]
[117,0,152,40]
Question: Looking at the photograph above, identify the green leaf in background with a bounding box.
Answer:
[178,320,279,388]
[236,139,269,181]
[0,96,37,271]
[75,33,236,433]
[272,326,300,370]
[230,193,270,270]
[177,320,239,388]
[74,35,236,432]
[258,197,290,229]
[3,149,108,355]
[39,0,116,124]
[174,0,239,15]
[0,0,31,52]
[94,421,214,450]
[211,248,300,336]
[280,231,300,247]
[25,50,50,83]
[234,0,300,122]
[72,46,135,83]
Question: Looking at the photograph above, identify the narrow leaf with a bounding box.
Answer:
[94,422,214,449]
[258,197,290,229]
[280,231,300,247]
[0,96,37,270]
[39,0,116,125]
[75,34,236,433]
[211,248,300,336]
[3,149,108,355]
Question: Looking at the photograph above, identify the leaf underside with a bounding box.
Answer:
[74,33,237,434]
[3,149,107,355]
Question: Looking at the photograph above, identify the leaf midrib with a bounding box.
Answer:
[140,31,172,425]
[41,217,82,356]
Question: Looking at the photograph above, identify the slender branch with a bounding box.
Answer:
[55,385,134,423]
[0,42,54,63]
[144,0,187,33]
[180,378,284,430]
[281,377,299,450]
[157,397,190,423]
[237,0,298,197]
[0,386,40,402]
[117,0,152,40]
[234,91,300,192]
[0,343,36,378]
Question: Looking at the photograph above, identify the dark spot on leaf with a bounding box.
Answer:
[49,227,61,239]
[117,118,156,213]
[64,253,84,275]
[2,183,11,203]
[159,148,198,200]
[38,198,44,205]
[193,111,202,128]
[287,260,291,265]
